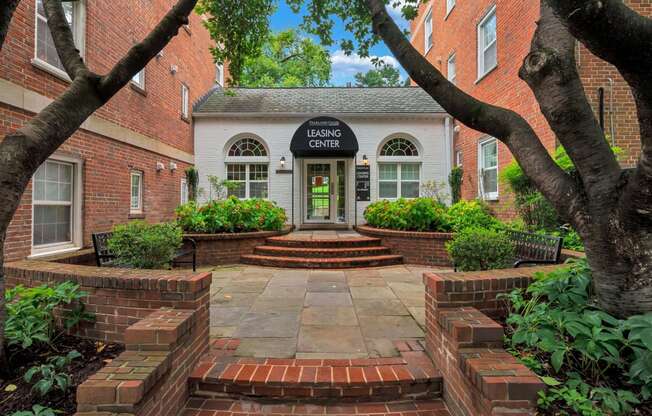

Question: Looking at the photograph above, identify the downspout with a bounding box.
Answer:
[608,78,616,147]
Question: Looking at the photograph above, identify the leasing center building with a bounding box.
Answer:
[193,87,452,228]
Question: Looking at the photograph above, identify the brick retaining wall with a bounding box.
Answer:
[356,225,453,266]
[186,227,293,266]
[422,266,563,416]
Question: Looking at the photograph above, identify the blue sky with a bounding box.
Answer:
[270,2,410,86]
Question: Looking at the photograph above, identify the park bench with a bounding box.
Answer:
[92,232,197,271]
[505,229,563,268]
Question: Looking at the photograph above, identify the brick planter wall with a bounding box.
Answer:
[356,225,453,266]
[422,265,563,416]
[186,226,292,266]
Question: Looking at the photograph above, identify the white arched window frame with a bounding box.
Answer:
[224,135,270,199]
[377,136,423,200]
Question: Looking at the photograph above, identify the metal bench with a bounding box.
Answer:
[506,229,563,268]
[92,232,197,271]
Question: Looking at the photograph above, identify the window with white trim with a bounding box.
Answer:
[455,150,463,167]
[424,8,433,52]
[35,0,85,75]
[477,7,497,79]
[181,83,189,119]
[447,53,457,84]
[479,138,498,200]
[380,138,419,157]
[227,164,268,199]
[33,160,75,248]
[228,138,268,157]
[181,178,189,204]
[379,163,421,199]
[446,0,456,17]
[131,70,145,90]
[130,171,143,213]
[216,64,225,86]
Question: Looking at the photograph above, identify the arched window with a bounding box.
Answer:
[380,138,419,157]
[228,138,268,157]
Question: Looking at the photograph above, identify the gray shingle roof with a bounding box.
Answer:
[193,87,446,115]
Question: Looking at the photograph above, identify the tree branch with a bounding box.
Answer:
[519,3,621,198]
[98,0,196,98]
[43,0,89,80]
[363,0,585,228]
[0,0,20,52]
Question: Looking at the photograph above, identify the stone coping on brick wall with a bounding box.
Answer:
[356,225,454,240]
[184,226,293,241]
[4,260,211,294]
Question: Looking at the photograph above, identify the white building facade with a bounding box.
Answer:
[193,87,453,229]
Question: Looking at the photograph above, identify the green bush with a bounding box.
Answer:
[444,199,501,232]
[108,221,183,269]
[445,227,514,271]
[5,282,93,349]
[363,198,448,232]
[448,166,463,204]
[501,260,651,415]
[176,196,287,234]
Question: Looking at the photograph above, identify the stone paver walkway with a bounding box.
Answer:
[208,262,449,359]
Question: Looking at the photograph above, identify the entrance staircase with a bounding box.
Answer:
[241,235,403,269]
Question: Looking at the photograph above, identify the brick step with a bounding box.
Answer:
[265,236,383,249]
[181,397,452,416]
[240,254,404,269]
[189,357,442,403]
[254,245,392,258]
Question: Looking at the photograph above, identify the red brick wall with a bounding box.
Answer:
[410,1,650,219]
[1,0,219,261]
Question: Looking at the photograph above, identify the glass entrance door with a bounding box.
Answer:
[306,163,332,222]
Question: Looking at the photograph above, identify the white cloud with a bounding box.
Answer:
[330,50,400,76]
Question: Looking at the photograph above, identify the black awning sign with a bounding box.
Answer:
[291,116,359,158]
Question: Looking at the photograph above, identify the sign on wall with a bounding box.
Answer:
[290,116,359,158]
[356,165,371,202]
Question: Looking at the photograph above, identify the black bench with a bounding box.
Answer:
[92,232,197,271]
[505,229,563,268]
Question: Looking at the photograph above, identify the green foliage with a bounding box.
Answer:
[185,167,199,202]
[363,198,448,232]
[445,227,514,271]
[420,180,449,205]
[176,197,287,233]
[11,405,62,416]
[354,64,404,87]
[108,221,183,269]
[501,260,652,415]
[444,199,501,232]
[448,166,463,204]
[24,350,81,397]
[206,175,239,201]
[196,0,276,85]
[5,282,93,349]
[240,29,332,87]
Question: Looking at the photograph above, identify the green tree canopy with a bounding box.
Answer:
[240,29,332,87]
[354,64,405,87]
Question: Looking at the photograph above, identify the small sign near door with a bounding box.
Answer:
[356,165,371,202]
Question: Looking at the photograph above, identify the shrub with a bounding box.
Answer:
[444,199,501,232]
[501,260,651,415]
[420,180,449,205]
[5,282,93,349]
[176,196,287,234]
[363,198,448,232]
[108,221,183,269]
[445,227,514,271]
[448,166,463,204]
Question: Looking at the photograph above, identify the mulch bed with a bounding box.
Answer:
[0,334,124,415]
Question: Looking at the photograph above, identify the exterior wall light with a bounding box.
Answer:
[362,155,369,166]
[169,162,178,172]
[280,156,286,168]
[156,162,165,172]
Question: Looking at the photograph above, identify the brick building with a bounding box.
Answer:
[0,0,222,261]
[410,0,649,217]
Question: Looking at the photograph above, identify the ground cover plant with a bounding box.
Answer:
[108,221,183,269]
[177,196,287,234]
[1,282,122,415]
[500,260,652,415]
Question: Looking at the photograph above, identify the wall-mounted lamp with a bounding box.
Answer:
[280,156,286,168]
[156,50,164,59]
[169,162,178,172]
[156,162,165,172]
[170,64,178,75]
[362,155,369,166]
[453,125,461,134]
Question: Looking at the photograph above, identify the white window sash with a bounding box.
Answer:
[446,0,456,17]
[227,164,269,199]
[130,172,143,213]
[181,84,189,118]
[478,139,499,200]
[378,163,421,200]
[447,54,456,84]
[424,9,433,52]
[477,7,497,79]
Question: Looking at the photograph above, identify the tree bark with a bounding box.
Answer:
[0,1,21,51]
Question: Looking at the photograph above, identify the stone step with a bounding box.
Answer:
[254,245,392,258]
[240,254,404,269]
[189,356,442,403]
[265,236,383,249]
[181,397,452,416]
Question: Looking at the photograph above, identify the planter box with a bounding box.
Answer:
[356,225,454,266]
[185,226,293,266]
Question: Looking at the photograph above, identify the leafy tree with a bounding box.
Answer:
[354,64,403,87]
[240,29,331,87]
